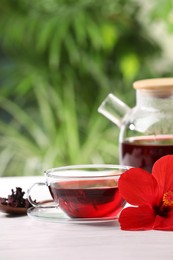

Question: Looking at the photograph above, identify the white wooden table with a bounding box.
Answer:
[0,176,173,260]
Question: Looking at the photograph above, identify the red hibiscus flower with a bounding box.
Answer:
[118,155,173,231]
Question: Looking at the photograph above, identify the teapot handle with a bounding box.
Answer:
[98,93,130,127]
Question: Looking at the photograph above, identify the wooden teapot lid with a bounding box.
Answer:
[133,78,173,91]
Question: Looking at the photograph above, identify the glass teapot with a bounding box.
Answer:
[98,78,173,172]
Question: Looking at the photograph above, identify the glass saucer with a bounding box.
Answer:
[27,202,118,224]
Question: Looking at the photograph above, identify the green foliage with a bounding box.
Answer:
[0,0,166,176]
[150,0,173,32]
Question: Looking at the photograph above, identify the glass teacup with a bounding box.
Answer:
[27,164,130,219]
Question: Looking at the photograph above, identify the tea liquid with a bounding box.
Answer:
[49,180,125,218]
[120,135,173,172]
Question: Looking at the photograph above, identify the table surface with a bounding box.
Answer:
[0,176,173,260]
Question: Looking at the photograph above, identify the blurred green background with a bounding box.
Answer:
[0,0,173,176]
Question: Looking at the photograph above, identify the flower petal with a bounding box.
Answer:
[152,155,173,194]
[119,205,156,230]
[153,209,173,231]
[118,168,158,206]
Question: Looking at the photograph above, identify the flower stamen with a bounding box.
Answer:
[163,191,173,206]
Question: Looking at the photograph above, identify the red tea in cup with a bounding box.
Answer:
[49,179,125,218]
[28,165,129,219]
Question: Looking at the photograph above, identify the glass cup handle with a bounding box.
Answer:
[27,182,56,208]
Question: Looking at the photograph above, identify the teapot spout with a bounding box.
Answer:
[98,94,130,127]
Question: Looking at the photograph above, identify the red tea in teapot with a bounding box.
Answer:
[120,135,173,172]
[98,79,173,173]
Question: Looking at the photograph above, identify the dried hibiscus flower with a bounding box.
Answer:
[0,187,31,208]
